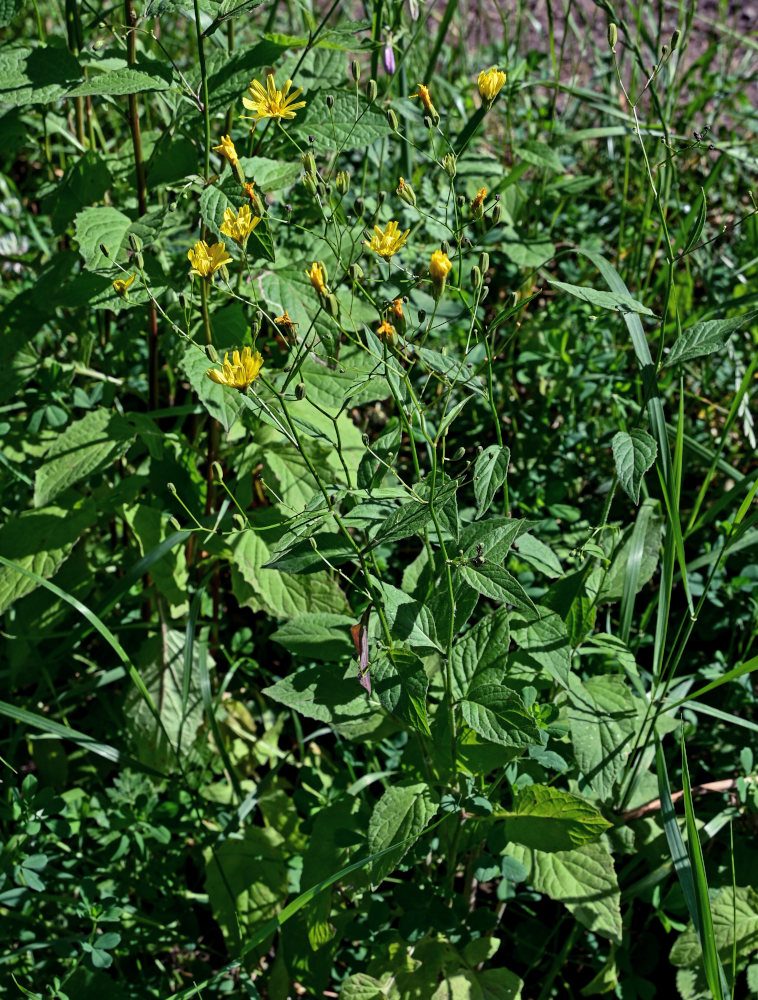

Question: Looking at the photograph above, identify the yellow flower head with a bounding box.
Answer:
[220,204,260,247]
[430,250,453,300]
[478,66,506,103]
[206,347,264,392]
[306,262,328,296]
[364,220,410,260]
[389,298,404,323]
[274,310,299,338]
[410,83,434,114]
[212,134,239,166]
[241,73,306,127]
[376,320,396,343]
[113,272,137,299]
[471,187,487,219]
[188,241,232,282]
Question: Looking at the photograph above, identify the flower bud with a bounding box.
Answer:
[367,79,378,102]
[386,108,399,131]
[479,251,489,272]
[608,22,617,51]
[442,153,456,178]
[231,160,246,186]
[396,177,416,207]
[348,262,364,281]
[302,172,318,195]
[361,433,370,447]
[670,29,680,50]
[295,382,306,400]
[452,446,466,461]
[351,60,361,83]
[470,265,482,288]
[316,182,326,199]
[489,203,502,226]
[336,170,350,195]
[251,309,262,334]
[169,516,181,531]
[167,482,177,494]
[129,233,143,253]
[326,94,334,109]
[354,196,365,216]
[479,285,489,301]
[383,41,395,75]
[423,114,433,129]
[456,194,466,208]
[378,189,387,206]
[205,344,219,363]
[430,250,453,301]
[301,151,317,177]
[325,293,340,317]
[440,240,450,255]
[417,308,426,323]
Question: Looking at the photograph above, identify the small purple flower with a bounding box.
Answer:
[383,39,395,75]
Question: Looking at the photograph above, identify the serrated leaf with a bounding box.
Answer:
[376,580,442,654]
[612,429,658,505]
[68,61,172,97]
[263,664,383,740]
[367,478,458,549]
[74,206,132,271]
[451,608,510,699]
[0,42,82,107]
[670,886,758,970]
[510,841,622,943]
[459,563,537,615]
[370,649,430,735]
[432,967,523,1000]
[368,782,438,886]
[665,311,758,366]
[264,531,356,574]
[548,278,654,315]
[473,445,510,518]
[271,613,355,661]
[460,684,541,749]
[503,784,611,851]
[34,408,134,508]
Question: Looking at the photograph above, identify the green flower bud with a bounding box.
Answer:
[100,243,109,258]
[479,251,490,272]
[456,194,466,207]
[470,265,482,288]
[302,172,318,195]
[671,29,680,50]
[442,153,457,178]
[325,293,340,317]
[396,177,417,207]
[386,108,399,131]
[205,344,219,363]
[361,433,370,447]
[367,79,378,102]
[231,160,246,186]
[326,94,334,109]
[423,114,433,129]
[480,285,489,301]
[301,151,317,177]
[440,240,450,255]
[348,262,364,281]
[295,382,306,400]
[489,203,502,226]
[351,60,361,83]
[129,233,143,252]
[354,196,365,216]
[452,446,466,461]
[167,482,176,493]
[608,23,617,50]
[336,170,350,195]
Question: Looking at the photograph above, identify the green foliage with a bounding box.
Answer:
[2,0,758,998]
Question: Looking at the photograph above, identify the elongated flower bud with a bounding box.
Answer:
[336,170,350,195]
[367,79,378,102]
[205,344,219,363]
[608,22,617,51]
[386,108,399,131]
[479,251,489,272]
[295,382,306,400]
[442,153,456,178]
[351,60,361,83]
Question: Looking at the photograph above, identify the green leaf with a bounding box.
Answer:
[459,563,537,615]
[568,675,642,800]
[0,0,23,27]
[264,531,357,574]
[612,429,657,505]
[270,613,355,661]
[339,973,386,1000]
[503,785,611,851]
[34,408,135,508]
[432,968,524,1000]
[670,887,758,969]
[290,90,392,151]
[513,532,563,578]
[460,684,541,749]
[124,629,205,772]
[204,827,287,952]
[509,611,572,687]
[263,664,384,740]
[547,278,655,316]
[665,311,758,367]
[598,499,662,602]
[68,60,172,97]
[367,478,459,549]
[238,155,301,191]
[368,782,438,886]
[0,500,95,615]
[370,649,431,735]
[510,841,622,943]
[74,206,132,271]
[473,445,510,519]
[451,608,510,699]
[47,151,112,234]
[375,580,442,654]
[0,41,82,107]
[514,139,564,173]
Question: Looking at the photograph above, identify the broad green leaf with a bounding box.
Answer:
[263,664,385,740]
[68,61,172,97]
[598,499,662,602]
[0,42,82,107]
[0,0,23,27]
[370,649,430,735]
[263,531,357,574]
[237,155,301,191]
[124,628,204,772]
[0,500,95,614]
[416,346,487,397]
[665,311,758,367]
[459,563,537,615]
[339,973,386,999]
[203,827,287,952]
[270,613,355,661]
[670,887,758,971]
[290,90,392,150]
[48,150,112,234]
[498,222,555,268]
[34,408,135,508]
[547,278,655,316]
[509,610,572,687]
[473,445,510,519]
[461,517,531,562]
[568,675,642,800]
[74,205,132,271]
[375,580,442,654]
[513,532,563,578]
[368,782,438,886]
[502,784,611,851]
[510,841,622,943]
[367,478,459,548]
[431,967,523,1000]
[460,684,541,749]
[122,503,189,614]
[451,608,510,699]
[514,139,564,173]
[612,429,658,505]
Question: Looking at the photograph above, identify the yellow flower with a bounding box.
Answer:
[212,134,238,166]
[188,240,232,282]
[376,320,396,342]
[478,66,506,103]
[364,220,410,260]
[471,187,487,218]
[274,310,298,335]
[113,272,136,298]
[410,83,434,113]
[430,250,452,300]
[306,262,328,296]
[206,347,264,392]
[220,204,260,247]
[241,73,306,127]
